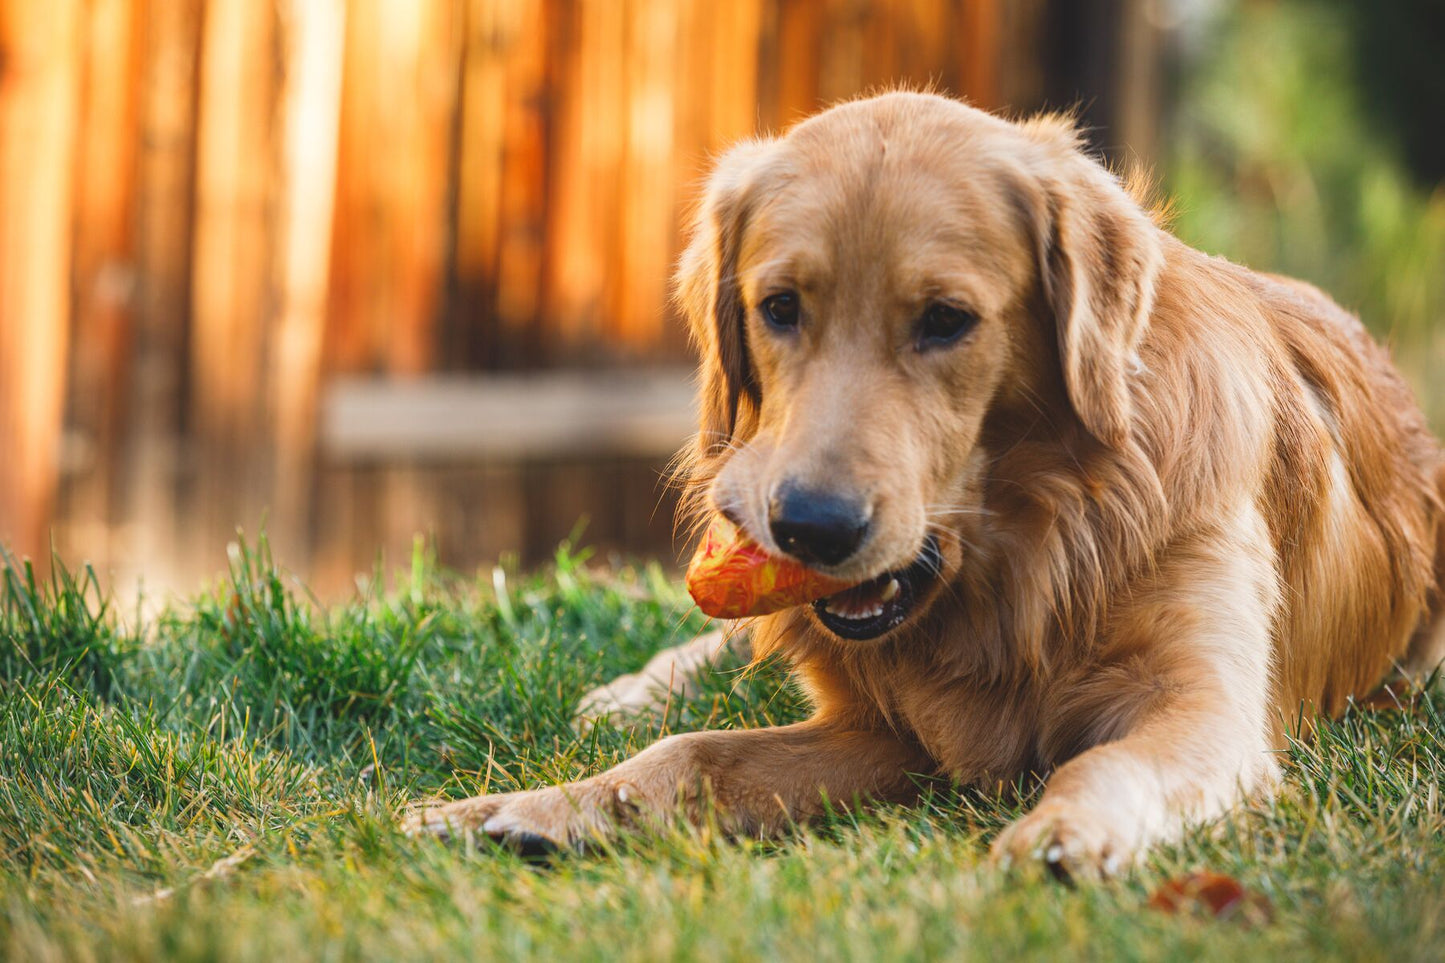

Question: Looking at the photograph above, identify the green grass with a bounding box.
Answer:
[2,538,1444,961]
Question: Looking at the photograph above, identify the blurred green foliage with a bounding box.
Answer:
[1345,0,1445,187]
[1164,0,1445,425]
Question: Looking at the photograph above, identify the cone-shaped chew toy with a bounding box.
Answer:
[685,516,855,619]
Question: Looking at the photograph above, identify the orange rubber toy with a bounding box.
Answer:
[685,516,854,619]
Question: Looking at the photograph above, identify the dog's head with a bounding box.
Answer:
[677,92,1163,642]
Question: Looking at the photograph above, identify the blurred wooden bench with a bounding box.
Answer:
[320,368,697,462]
[308,369,700,586]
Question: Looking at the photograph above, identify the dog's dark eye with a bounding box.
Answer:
[760,292,801,331]
[916,302,979,349]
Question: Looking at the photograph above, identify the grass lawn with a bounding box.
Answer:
[2,537,1443,961]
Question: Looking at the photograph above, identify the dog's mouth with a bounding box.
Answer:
[811,536,943,641]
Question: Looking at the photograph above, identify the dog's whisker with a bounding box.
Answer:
[923,496,996,522]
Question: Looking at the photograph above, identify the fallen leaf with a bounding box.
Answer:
[1147,871,1272,923]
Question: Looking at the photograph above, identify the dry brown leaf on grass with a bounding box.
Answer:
[1147,871,1273,924]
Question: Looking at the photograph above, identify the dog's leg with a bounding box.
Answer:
[406,719,931,849]
[992,504,1282,876]
[575,625,752,726]
[1403,611,1445,682]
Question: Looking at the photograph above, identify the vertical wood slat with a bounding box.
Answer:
[616,0,677,350]
[771,0,823,128]
[492,0,549,364]
[325,0,372,375]
[709,0,763,147]
[817,0,865,103]
[62,0,142,560]
[329,0,462,377]
[272,0,347,560]
[1114,0,1161,162]
[383,0,461,376]
[189,0,277,561]
[997,0,1046,111]
[541,0,605,360]
[449,0,512,369]
[958,0,1001,109]
[905,0,953,97]
[662,0,710,360]
[0,0,83,563]
[123,0,203,591]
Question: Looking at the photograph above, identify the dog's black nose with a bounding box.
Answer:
[768,484,870,566]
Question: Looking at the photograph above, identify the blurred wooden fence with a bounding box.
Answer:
[0,0,1158,597]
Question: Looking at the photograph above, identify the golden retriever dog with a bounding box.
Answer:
[408,92,1445,874]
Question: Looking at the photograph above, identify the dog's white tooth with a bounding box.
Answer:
[880,579,900,602]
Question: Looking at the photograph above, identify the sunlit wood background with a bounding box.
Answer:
[0,0,1163,597]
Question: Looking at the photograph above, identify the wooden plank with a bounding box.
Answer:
[0,0,83,561]
[540,0,607,360]
[662,0,711,359]
[272,0,347,560]
[431,465,526,573]
[616,0,678,352]
[387,0,462,375]
[121,0,204,591]
[324,0,372,375]
[860,0,899,90]
[773,0,823,127]
[455,0,509,287]
[1114,0,1160,161]
[997,0,1046,110]
[959,0,1001,109]
[57,0,142,562]
[900,0,952,97]
[708,0,762,145]
[493,0,550,364]
[817,0,864,104]
[189,0,278,560]
[321,369,697,461]
[446,0,512,369]
[328,0,462,376]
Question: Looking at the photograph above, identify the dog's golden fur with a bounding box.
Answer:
[409,92,1445,872]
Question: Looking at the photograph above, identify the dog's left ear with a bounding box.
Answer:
[1019,126,1164,448]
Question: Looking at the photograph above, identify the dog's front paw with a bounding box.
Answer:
[404,783,622,854]
[990,799,1138,879]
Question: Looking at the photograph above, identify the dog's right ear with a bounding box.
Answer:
[675,139,777,457]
